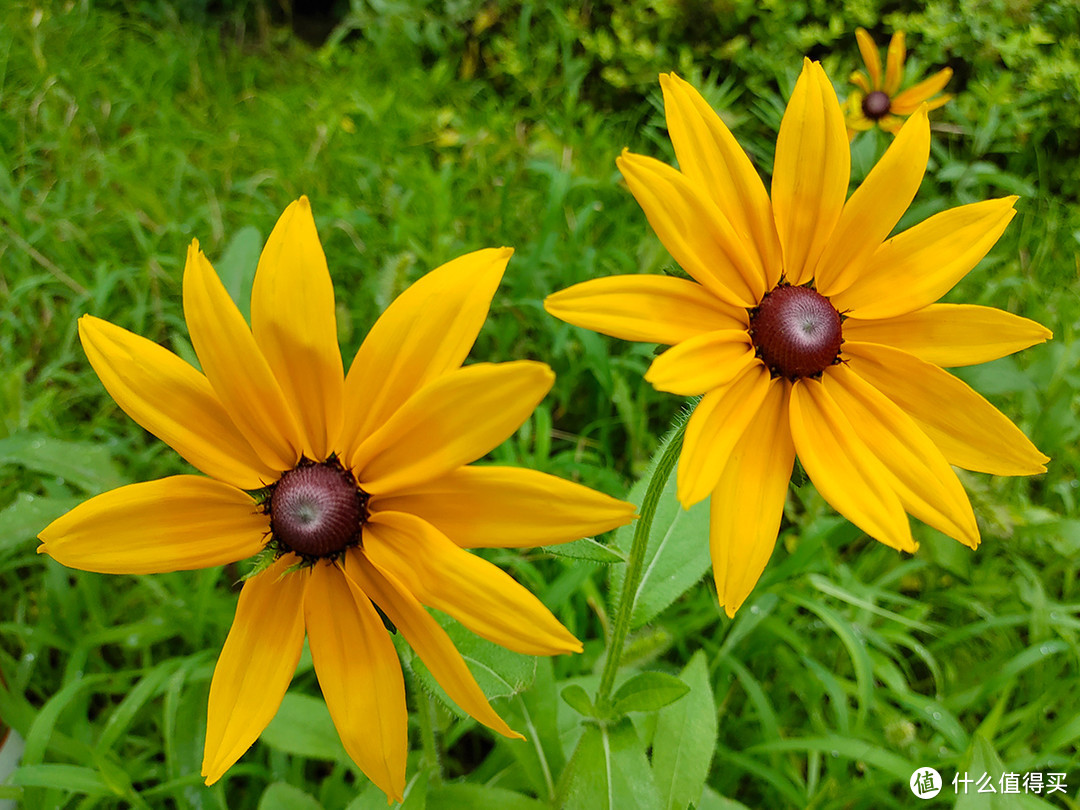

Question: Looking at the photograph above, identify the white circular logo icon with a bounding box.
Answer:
[910,767,942,799]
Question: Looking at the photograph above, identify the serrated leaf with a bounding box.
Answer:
[0,433,123,494]
[258,782,324,810]
[260,693,348,763]
[611,671,689,716]
[557,719,663,810]
[427,784,550,810]
[405,611,535,720]
[560,684,596,718]
[611,435,711,629]
[542,537,625,563]
[652,652,717,810]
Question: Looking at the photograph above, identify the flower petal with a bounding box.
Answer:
[661,72,782,286]
[345,551,522,739]
[849,70,872,95]
[79,315,277,490]
[364,511,581,656]
[884,31,906,96]
[202,556,307,785]
[824,365,979,547]
[677,363,771,508]
[771,59,850,286]
[370,466,635,548]
[250,198,344,461]
[842,304,1052,367]
[855,29,883,90]
[37,476,266,574]
[544,274,746,344]
[844,341,1049,475]
[305,561,407,802]
[183,241,302,471]
[709,377,794,617]
[644,330,756,395]
[789,378,915,552]
[617,150,765,307]
[831,197,1018,320]
[350,362,553,495]
[891,68,953,114]
[815,107,930,296]
[340,247,512,453]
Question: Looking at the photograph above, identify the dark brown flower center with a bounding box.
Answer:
[862,90,891,120]
[750,285,843,380]
[269,458,367,559]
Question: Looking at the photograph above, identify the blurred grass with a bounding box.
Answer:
[1,1,1078,808]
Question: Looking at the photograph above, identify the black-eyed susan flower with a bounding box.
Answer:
[545,61,1050,618]
[38,198,635,800]
[844,28,953,138]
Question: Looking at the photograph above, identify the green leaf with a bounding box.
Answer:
[258,782,324,810]
[542,537,625,563]
[9,764,113,795]
[560,684,596,718]
[215,224,262,322]
[260,693,349,763]
[611,435,711,629]
[954,734,1060,810]
[652,652,717,810]
[557,719,663,810]
[427,784,550,810]
[499,657,565,800]
[0,433,123,494]
[611,671,690,716]
[406,611,536,715]
[0,493,82,555]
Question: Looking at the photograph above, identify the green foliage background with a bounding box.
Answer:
[1,0,1078,808]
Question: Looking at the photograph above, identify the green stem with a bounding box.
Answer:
[596,414,688,708]
[416,688,443,783]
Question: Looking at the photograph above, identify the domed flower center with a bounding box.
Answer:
[862,90,891,120]
[269,459,368,559]
[750,285,843,380]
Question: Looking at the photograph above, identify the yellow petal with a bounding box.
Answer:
[661,72,782,286]
[202,555,307,785]
[350,362,553,495]
[842,304,1052,367]
[789,378,915,552]
[364,511,581,656]
[831,197,1018,320]
[38,476,266,574]
[345,551,522,739]
[305,561,406,802]
[884,31,906,96]
[617,150,765,307]
[855,29,883,90]
[371,465,635,548]
[891,68,953,114]
[250,198,344,461]
[771,59,850,286]
[844,341,1049,475]
[677,363,771,508]
[644,330,756,395]
[544,274,746,344]
[340,247,512,453]
[824,365,979,548]
[79,315,277,490]
[183,241,302,471]
[710,377,794,617]
[815,108,930,296]
[849,70,872,95]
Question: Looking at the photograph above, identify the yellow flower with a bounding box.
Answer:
[844,28,953,138]
[38,198,635,800]
[545,62,1050,618]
